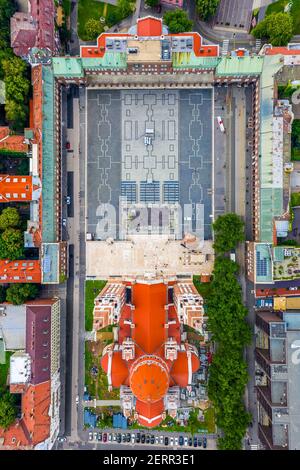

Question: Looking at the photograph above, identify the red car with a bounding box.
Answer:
[65,141,71,149]
[103,433,107,443]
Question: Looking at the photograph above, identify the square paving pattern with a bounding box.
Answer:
[86,89,213,240]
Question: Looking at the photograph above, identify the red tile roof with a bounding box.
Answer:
[0,127,28,153]
[0,260,41,283]
[80,17,219,59]
[137,17,163,37]
[265,47,300,55]
[0,175,33,202]
[132,282,167,354]
[100,280,200,428]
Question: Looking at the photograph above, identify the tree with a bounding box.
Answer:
[252,12,293,46]
[213,213,245,254]
[145,0,159,7]
[0,389,17,429]
[163,9,193,34]
[6,283,39,305]
[0,207,21,231]
[196,0,220,21]
[117,0,133,19]
[0,228,24,260]
[84,18,103,41]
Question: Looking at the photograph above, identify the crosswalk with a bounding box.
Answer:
[255,39,261,53]
[222,39,229,56]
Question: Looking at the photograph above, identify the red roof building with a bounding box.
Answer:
[98,278,203,427]
[0,127,28,153]
[10,0,55,57]
[0,299,61,450]
[80,16,219,59]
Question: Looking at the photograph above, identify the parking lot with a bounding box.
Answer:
[85,430,215,450]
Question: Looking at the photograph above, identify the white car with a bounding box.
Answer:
[88,432,93,441]
[75,395,79,405]
[108,433,112,442]
[93,432,98,441]
[170,437,174,446]
[174,437,178,446]
[113,433,117,441]
[131,433,135,443]
[155,436,159,444]
[217,116,226,133]
[184,437,188,446]
[160,435,164,444]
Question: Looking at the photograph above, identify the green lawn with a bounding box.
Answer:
[266,0,289,15]
[266,0,300,34]
[84,341,120,400]
[291,192,300,207]
[78,0,119,40]
[193,276,212,300]
[85,280,107,331]
[0,351,13,389]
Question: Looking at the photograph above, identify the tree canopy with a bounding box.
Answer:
[212,213,245,254]
[206,256,251,449]
[145,0,159,6]
[196,0,220,21]
[0,207,21,231]
[163,9,193,34]
[117,0,133,19]
[2,55,30,129]
[0,389,17,430]
[252,12,293,46]
[84,19,103,41]
[6,283,39,305]
[0,228,24,260]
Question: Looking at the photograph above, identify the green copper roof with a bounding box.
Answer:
[52,57,84,77]
[259,55,284,243]
[42,66,56,242]
[172,52,221,69]
[82,52,127,69]
[216,56,264,76]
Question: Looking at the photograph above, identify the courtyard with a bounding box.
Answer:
[86,88,213,242]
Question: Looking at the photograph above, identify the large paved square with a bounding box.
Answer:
[86,88,213,240]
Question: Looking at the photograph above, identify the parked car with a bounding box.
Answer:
[131,433,135,443]
[136,434,141,444]
[198,436,202,447]
[217,116,226,133]
[88,432,93,441]
[150,435,155,444]
[184,437,188,446]
[75,395,79,404]
[170,437,174,446]
[174,437,178,446]
[164,436,169,446]
[188,437,193,446]
[193,437,198,447]
[93,432,98,441]
[117,434,121,443]
[179,436,184,446]
[103,433,107,443]
[122,433,126,443]
[126,433,131,442]
[113,433,117,441]
[155,436,159,444]
[203,436,207,448]
[66,196,71,205]
[108,433,112,442]
[141,434,146,444]
[146,434,150,444]
[98,432,102,442]
[65,141,70,150]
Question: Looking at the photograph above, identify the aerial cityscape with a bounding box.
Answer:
[0,0,300,453]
